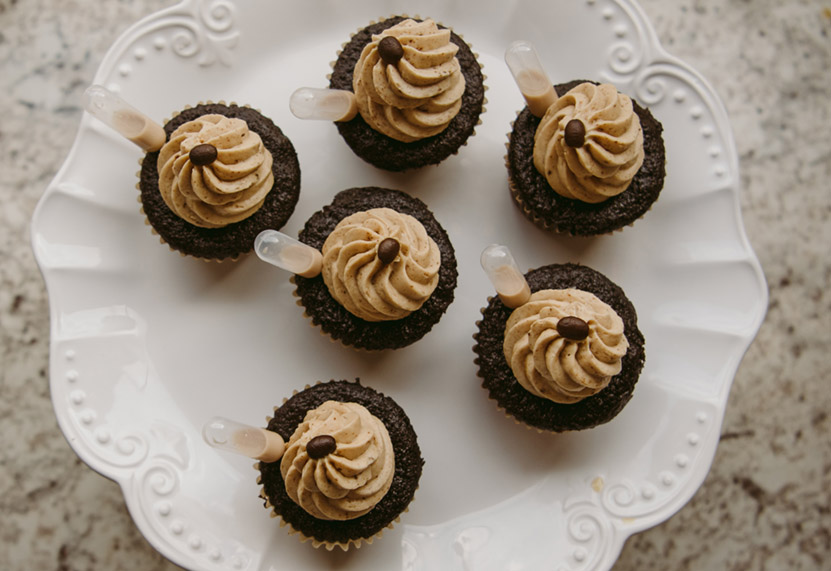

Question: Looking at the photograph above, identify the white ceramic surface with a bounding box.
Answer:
[31,0,767,569]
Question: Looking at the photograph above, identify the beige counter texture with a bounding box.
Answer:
[0,1,828,569]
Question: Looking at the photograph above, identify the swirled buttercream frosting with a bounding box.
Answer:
[280,401,395,521]
[321,207,441,322]
[503,288,629,403]
[352,18,466,142]
[157,114,274,228]
[533,83,644,203]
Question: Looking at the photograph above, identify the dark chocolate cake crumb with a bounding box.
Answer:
[330,16,485,171]
[294,187,458,351]
[139,103,300,260]
[507,80,666,236]
[473,263,646,432]
[259,380,423,546]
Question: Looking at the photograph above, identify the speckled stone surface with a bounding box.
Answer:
[0,1,828,570]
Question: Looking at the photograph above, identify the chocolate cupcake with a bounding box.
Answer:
[507,80,666,235]
[293,186,457,350]
[138,103,300,261]
[474,263,645,432]
[329,16,485,171]
[258,379,423,550]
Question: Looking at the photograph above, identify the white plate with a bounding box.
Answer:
[32,0,767,569]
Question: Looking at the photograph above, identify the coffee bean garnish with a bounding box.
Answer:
[378,36,404,65]
[564,119,586,148]
[189,143,218,166]
[306,435,337,459]
[557,316,590,340]
[377,238,400,265]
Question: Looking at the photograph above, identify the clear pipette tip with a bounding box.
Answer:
[254,230,323,278]
[504,41,557,118]
[480,244,532,308]
[289,87,358,122]
[81,85,166,151]
[202,416,285,463]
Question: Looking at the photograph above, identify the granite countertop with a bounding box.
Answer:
[1,0,828,569]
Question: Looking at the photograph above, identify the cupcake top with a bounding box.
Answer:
[280,400,395,521]
[503,288,628,404]
[157,114,274,228]
[475,263,645,432]
[352,18,466,142]
[320,207,441,322]
[139,103,301,260]
[294,187,458,350]
[259,379,424,548]
[533,82,644,203]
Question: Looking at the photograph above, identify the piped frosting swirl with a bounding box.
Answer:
[280,401,395,521]
[533,83,644,203]
[157,114,273,228]
[321,207,441,322]
[503,288,629,403]
[352,18,466,142]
